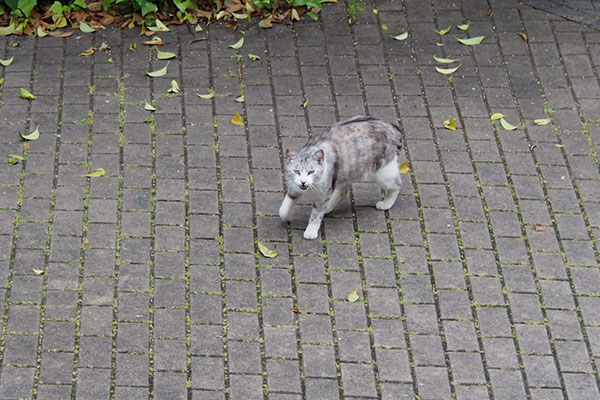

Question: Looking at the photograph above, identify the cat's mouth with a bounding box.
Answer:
[299,184,309,190]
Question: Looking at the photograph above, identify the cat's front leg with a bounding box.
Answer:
[304,201,327,240]
[279,193,298,222]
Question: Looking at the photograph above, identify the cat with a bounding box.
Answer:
[279,115,404,240]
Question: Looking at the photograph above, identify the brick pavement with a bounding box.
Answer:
[0,0,599,398]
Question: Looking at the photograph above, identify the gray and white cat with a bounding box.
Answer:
[279,115,404,240]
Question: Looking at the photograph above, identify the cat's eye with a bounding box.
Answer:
[307,171,314,175]
[293,170,300,175]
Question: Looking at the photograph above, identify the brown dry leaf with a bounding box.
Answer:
[80,47,95,56]
[533,225,546,232]
[398,257,406,264]
[50,31,74,38]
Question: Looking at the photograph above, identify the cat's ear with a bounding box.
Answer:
[312,150,324,165]
[286,149,296,163]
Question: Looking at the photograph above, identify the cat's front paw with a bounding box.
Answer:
[376,200,393,211]
[303,227,319,240]
[279,207,292,222]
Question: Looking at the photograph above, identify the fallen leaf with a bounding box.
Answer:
[231,111,244,126]
[150,19,169,32]
[80,47,95,56]
[433,55,460,64]
[381,25,388,31]
[455,35,485,45]
[259,17,273,28]
[50,30,74,38]
[188,37,207,45]
[291,9,300,21]
[435,64,461,74]
[108,57,114,63]
[490,113,504,121]
[156,48,176,60]
[21,125,40,141]
[248,53,260,61]
[399,162,410,174]
[533,224,546,232]
[232,12,248,19]
[258,241,277,258]
[36,27,47,37]
[195,24,203,32]
[436,42,444,46]
[0,25,16,36]
[436,25,451,35]
[235,95,245,103]
[144,37,165,45]
[443,118,457,130]
[0,57,13,66]
[7,154,24,164]
[372,8,378,14]
[146,62,169,77]
[129,43,137,51]
[144,100,155,111]
[168,80,180,93]
[197,88,215,99]
[20,88,36,100]
[457,20,471,31]
[554,144,565,148]
[32,268,45,275]
[229,37,244,50]
[393,32,408,41]
[517,32,528,41]
[533,118,551,125]
[86,168,106,177]
[79,21,96,33]
[398,257,405,264]
[98,42,110,52]
[347,288,359,302]
[292,307,300,313]
[301,100,308,108]
[500,117,518,131]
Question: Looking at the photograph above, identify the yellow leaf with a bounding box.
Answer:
[168,80,180,93]
[393,32,408,41]
[443,118,457,130]
[436,25,451,35]
[490,113,504,121]
[258,241,277,258]
[455,35,485,45]
[86,168,106,177]
[21,126,40,141]
[235,95,245,103]
[150,19,170,32]
[0,57,14,67]
[500,117,518,131]
[259,17,272,28]
[129,43,137,51]
[399,162,410,174]
[32,268,45,275]
[36,27,47,37]
[20,88,36,100]
[229,38,244,50]
[517,32,527,41]
[156,48,176,60]
[248,53,260,61]
[197,88,215,99]
[347,288,359,302]
[146,62,169,77]
[457,20,471,31]
[231,111,244,126]
[533,118,551,125]
[232,12,248,19]
[433,55,460,64]
[79,21,96,33]
[80,47,95,56]
[144,100,155,111]
[435,64,461,74]
[291,9,300,21]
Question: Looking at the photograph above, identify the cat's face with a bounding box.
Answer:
[285,149,324,192]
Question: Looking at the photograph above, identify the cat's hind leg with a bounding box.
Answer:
[374,157,403,211]
[279,193,298,222]
[325,184,348,214]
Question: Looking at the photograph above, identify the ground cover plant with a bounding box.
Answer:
[0,0,328,36]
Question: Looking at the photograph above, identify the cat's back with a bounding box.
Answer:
[311,116,404,179]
